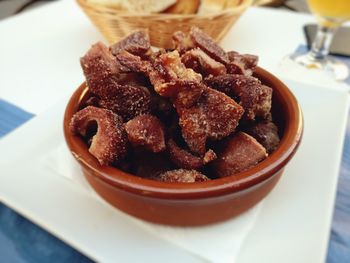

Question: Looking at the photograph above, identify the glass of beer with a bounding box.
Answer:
[289,0,350,80]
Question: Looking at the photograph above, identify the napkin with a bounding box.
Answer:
[44,144,263,263]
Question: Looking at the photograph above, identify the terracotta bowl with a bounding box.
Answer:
[63,67,303,226]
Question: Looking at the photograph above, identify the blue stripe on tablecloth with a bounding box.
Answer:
[0,98,349,262]
[0,99,34,136]
[327,119,350,263]
[0,99,93,263]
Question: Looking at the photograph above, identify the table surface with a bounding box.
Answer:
[0,0,349,262]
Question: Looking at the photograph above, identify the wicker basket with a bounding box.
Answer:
[76,0,253,48]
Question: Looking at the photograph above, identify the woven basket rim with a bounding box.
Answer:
[77,0,253,18]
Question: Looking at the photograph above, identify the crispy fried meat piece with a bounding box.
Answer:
[98,84,151,121]
[157,50,202,82]
[190,27,229,65]
[213,132,267,177]
[115,50,152,74]
[153,50,202,97]
[125,114,166,153]
[70,106,127,165]
[156,169,210,183]
[80,42,121,96]
[204,74,234,96]
[110,30,151,58]
[205,74,272,120]
[117,51,175,102]
[177,88,244,154]
[245,121,280,153]
[117,50,204,107]
[167,139,217,170]
[181,48,227,77]
[226,51,258,76]
[172,31,194,54]
[81,44,151,121]
[173,81,207,108]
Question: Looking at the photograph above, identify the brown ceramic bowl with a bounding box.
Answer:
[63,67,303,226]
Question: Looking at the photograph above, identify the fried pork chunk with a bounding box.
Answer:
[80,42,121,97]
[176,88,244,155]
[70,106,128,165]
[213,132,267,177]
[81,42,151,121]
[245,121,280,153]
[226,51,258,76]
[110,30,151,58]
[117,50,205,107]
[173,27,229,65]
[181,48,227,77]
[125,114,166,153]
[205,74,272,120]
[189,27,229,65]
[167,139,216,170]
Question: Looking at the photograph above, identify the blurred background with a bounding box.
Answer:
[0,0,310,19]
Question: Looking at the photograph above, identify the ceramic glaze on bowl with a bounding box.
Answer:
[64,67,303,226]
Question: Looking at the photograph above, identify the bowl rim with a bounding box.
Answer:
[64,67,303,200]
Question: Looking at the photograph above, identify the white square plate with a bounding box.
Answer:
[0,80,349,263]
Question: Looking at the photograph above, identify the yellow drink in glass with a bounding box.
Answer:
[307,0,350,27]
[282,0,349,80]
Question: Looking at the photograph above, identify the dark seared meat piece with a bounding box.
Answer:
[110,30,151,58]
[176,88,244,154]
[167,139,217,169]
[125,114,166,153]
[70,106,128,165]
[205,74,272,120]
[189,27,229,65]
[212,132,267,177]
[181,48,227,77]
[245,121,280,153]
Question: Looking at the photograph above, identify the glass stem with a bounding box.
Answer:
[308,25,337,61]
